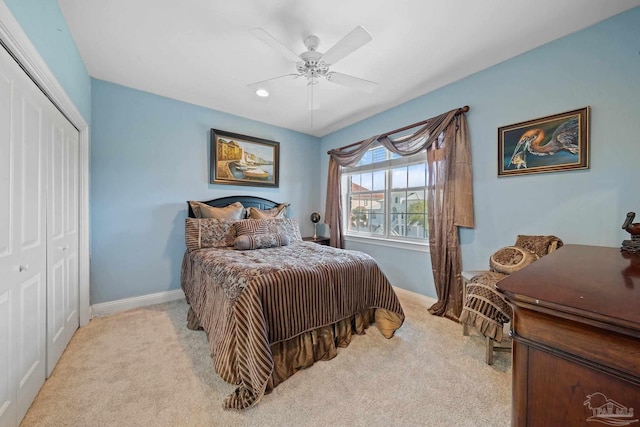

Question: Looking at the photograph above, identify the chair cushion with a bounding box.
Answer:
[514,235,563,258]
[489,246,538,274]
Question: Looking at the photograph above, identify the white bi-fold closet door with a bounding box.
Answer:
[0,42,79,427]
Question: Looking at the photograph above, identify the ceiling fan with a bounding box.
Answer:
[248,26,377,112]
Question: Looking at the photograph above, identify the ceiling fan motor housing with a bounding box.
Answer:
[297,49,328,78]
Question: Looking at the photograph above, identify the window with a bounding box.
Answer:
[342,144,428,243]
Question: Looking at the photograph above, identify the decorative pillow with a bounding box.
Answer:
[263,218,302,242]
[189,201,245,219]
[489,246,539,275]
[247,203,289,219]
[234,219,268,236]
[185,218,238,251]
[514,235,563,258]
[234,233,290,250]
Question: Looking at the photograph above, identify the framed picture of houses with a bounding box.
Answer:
[210,129,280,187]
[498,107,589,177]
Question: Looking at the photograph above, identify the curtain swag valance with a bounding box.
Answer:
[324,106,474,320]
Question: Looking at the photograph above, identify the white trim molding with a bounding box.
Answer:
[91,289,186,318]
[0,2,91,326]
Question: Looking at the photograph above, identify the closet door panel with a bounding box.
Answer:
[19,97,44,252]
[14,76,47,424]
[46,111,79,376]
[0,71,11,261]
[0,47,16,427]
[47,125,65,350]
[16,272,45,418]
[65,130,78,237]
[0,45,47,426]
[64,126,79,329]
[0,290,13,427]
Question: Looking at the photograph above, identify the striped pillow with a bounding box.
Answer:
[233,233,290,250]
[234,219,268,236]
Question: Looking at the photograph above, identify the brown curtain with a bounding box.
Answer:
[325,108,474,319]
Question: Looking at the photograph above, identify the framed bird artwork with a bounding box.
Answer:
[497,106,589,176]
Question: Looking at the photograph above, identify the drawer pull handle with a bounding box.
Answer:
[19,264,29,272]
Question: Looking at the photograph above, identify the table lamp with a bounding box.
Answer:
[310,212,321,239]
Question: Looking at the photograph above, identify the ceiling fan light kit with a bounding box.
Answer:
[249,25,378,113]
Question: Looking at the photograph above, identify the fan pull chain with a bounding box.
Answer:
[308,78,315,129]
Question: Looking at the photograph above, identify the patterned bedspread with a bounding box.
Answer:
[181,241,404,409]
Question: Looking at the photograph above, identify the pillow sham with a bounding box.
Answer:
[234,233,290,250]
[489,246,538,275]
[185,218,238,251]
[262,218,302,242]
[234,219,268,236]
[246,203,289,219]
[189,201,245,219]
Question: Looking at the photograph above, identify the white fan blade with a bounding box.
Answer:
[248,74,300,89]
[322,26,372,65]
[326,72,377,93]
[250,28,301,62]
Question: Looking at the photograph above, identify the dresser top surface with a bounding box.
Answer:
[496,244,640,329]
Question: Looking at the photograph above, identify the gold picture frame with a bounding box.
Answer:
[498,107,589,177]
[210,129,279,187]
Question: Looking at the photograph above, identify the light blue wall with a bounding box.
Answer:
[321,7,640,298]
[8,2,640,303]
[91,79,321,304]
[4,0,91,123]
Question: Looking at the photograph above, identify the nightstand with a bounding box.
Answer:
[303,236,330,246]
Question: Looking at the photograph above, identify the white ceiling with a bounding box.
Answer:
[58,0,640,137]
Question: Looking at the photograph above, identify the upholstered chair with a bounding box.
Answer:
[459,235,563,364]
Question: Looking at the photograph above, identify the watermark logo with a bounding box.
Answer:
[584,392,638,426]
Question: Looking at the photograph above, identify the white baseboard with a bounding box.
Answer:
[91,289,185,318]
[393,286,437,307]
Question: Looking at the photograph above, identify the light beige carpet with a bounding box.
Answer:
[21,293,511,426]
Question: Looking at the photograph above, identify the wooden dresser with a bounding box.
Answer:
[496,245,640,427]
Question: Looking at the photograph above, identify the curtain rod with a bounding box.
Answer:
[328,105,469,153]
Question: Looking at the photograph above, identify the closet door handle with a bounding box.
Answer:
[19,264,29,272]
[60,246,69,251]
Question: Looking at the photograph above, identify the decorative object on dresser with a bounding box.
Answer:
[459,235,563,364]
[621,211,640,253]
[497,106,589,177]
[210,129,279,188]
[310,212,321,239]
[496,245,640,427]
[181,195,404,409]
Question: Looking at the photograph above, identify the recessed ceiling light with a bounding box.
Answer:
[255,88,269,97]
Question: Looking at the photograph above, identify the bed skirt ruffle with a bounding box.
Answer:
[186,306,402,396]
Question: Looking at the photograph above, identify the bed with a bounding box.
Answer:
[180,196,405,409]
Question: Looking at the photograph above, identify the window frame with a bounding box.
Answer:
[341,144,430,251]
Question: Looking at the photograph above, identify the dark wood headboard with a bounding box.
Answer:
[187,195,284,218]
